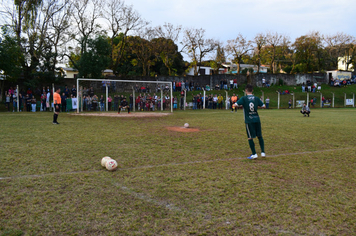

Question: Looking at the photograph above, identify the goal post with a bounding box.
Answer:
[76,78,173,113]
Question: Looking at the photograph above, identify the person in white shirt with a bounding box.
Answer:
[213,94,218,109]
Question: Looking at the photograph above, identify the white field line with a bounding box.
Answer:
[0,147,353,181]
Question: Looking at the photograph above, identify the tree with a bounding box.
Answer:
[71,0,103,55]
[153,23,182,75]
[0,26,23,80]
[225,33,252,74]
[210,42,225,74]
[252,33,266,74]
[182,28,217,76]
[345,40,356,71]
[71,35,110,78]
[102,0,148,73]
[293,32,324,73]
[126,32,155,76]
[323,32,355,70]
[264,32,283,73]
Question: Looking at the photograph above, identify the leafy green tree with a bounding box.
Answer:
[292,32,324,73]
[0,26,23,81]
[69,35,111,78]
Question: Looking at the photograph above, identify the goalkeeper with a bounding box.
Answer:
[118,98,130,114]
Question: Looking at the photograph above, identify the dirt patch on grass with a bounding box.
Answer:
[166,126,200,132]
[72,112,172,118]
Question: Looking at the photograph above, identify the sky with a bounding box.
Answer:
[124,0,356,46]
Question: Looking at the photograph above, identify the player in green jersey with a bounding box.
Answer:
[236,84,266,159]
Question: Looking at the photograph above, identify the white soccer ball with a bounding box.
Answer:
[184,123,189,128]
[105,159,118,171]
[101,156,112,167]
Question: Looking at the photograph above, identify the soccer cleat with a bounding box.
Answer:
[128,112,131,114]
[118,112,120,114]
[53,122,59,125]
[247,154,258,160]
[261,152,266,157]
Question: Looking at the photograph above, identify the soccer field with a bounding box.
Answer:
[1,109,356,235]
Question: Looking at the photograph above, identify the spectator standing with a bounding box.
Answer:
[31,95,36,112]
[129,94,133,111]
[41,93,47,111]
[83,87,88,97]
[83,95,88,111]
[46,89,51,111]
[217,94,224,109]
[92,95,98,111]
[213,94,218,109]
[12,93,17,112]
[61,93,67,112]
[87,95,92,111]
[192,95,197,110]
[313,97,317,107]
[265,97,270,109]
[223,79,228,90]
[89,87,94,97]
[108,96,112,111]
[233,78,238,89]
[26,95,31,112]
[288,99,292,109]
[64,85,70,97]
[5,93,11,111]
[100,95,105,111]
[71,85,77,97]
[18,93,23,111]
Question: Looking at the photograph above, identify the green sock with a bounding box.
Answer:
[258,137,265,153]
[248,139,256,155]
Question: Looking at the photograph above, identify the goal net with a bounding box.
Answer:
[76,78,173,113]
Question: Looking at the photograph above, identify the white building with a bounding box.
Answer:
[58,68,115,79]
[327,70,352,81]
[222,63,268,74]
[338,56,354,71]
[59,67,78,79]
[187,66,225,76]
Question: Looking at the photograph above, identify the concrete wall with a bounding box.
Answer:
[3,73,330,96]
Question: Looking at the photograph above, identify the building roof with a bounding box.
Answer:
[102,69,114,73]
[61,67,78,72]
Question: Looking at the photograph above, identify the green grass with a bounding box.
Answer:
[1,108,356,235]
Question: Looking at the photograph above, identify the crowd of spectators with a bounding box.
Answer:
[330,75,356,87]
[4,86,53,112]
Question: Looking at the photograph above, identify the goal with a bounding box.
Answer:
[76,78,173,113]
